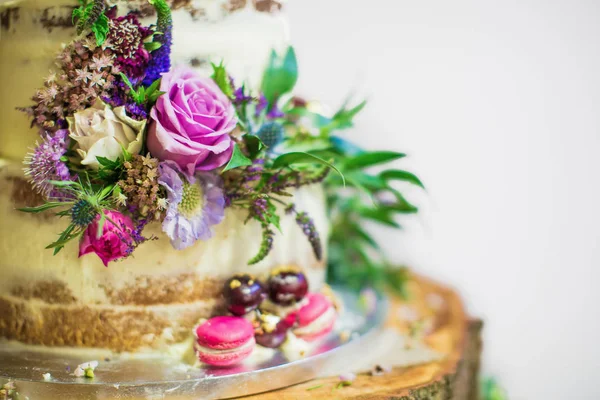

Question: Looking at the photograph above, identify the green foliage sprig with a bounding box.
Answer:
[18,176,116,255]
[72,0,109,45]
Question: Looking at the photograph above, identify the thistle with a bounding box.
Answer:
[18,177,117,255]
[23,129,72,199]
[142,0,172,86]
[256,122,284,149]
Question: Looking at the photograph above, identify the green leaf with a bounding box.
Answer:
[144,41,162,52]
[343,151,406,170]
[286,107,331,128]
[211,61,234,98]
[72,8,83,23]
[18,202,66,214]
[333,100,366,126]
[96,211,107,238]
[48,180,80,188]
[98,184,114,200]
[91,13,109,46]
[386,190,418,213]
[96,156,121,170]
[260,47,298,105]
[345,171,389,191]
[380,169,425,189]
[243,135,265,158]
[272,151,344,184]
[348,222,379,249]
[357,207,401,228]
[222,144,253,172]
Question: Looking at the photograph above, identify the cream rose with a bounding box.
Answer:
[67,100,146,169]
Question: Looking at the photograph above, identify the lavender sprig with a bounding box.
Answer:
[143,0,172,86]
[287,205,322,261]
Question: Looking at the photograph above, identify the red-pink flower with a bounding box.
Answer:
[79,211,135,266]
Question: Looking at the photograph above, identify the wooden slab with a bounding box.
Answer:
[240,274,482,400]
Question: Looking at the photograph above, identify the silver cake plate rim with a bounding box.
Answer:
[0,286,388,399]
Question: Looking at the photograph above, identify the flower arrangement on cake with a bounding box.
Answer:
[16,0,423,364]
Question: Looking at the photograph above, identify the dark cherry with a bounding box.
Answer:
[254,315,291,348]
[223,274,267,316]
[267,269,309,305]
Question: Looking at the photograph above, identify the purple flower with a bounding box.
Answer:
[255,94,268,115]
[157,161,225,250]
[24,129,72,199]
[108,14,151,82]
[267,104,285,119]
[147,66,236,173]
[233,86,253,104]
[142,0,172,86]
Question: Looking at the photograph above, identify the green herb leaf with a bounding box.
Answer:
[144,41,162,52]
[386,190,418,214]
[48,180,80,188]
[332,100,366,129]
[96,156,121,170]
[345,171,389,191]
[243,135,265,159]
[343,151,406,170]
[96,211,107,238]
[261,46,298,105]
[91,13,109,46]
[98,184,114,200]
[380,169,425,189]
[272,151,344,184]
[18,202,66,214]
[222,144,253,172]
[211,61,234,98]
[357,207,401,228]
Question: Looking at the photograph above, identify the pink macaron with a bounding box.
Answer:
[287,293,336,342]
[194,316,255,366]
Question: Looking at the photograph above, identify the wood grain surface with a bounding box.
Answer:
[240,274,482,400]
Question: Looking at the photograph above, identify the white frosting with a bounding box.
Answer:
[0,161,327,305]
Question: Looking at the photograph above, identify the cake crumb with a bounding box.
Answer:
[73,360,98,378]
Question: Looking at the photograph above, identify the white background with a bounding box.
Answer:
[288,1,600,399]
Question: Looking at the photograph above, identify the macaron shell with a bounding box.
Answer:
[296,293,332,327]
[197,337,256,367]
[296,315,335,342]
[195,316,255,350]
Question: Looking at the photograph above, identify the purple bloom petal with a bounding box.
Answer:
[24,129,73,199]
[157,161,225,250]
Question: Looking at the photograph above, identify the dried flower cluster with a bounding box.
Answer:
[24,38,120,130]
[118,154,166,219]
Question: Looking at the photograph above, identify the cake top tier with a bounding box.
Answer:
[0,0,288,161]
[2,0,422,295]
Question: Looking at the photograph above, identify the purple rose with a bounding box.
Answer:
[147,66,237,173]
[79,211,136,266]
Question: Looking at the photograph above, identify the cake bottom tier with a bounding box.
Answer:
[0,161,328,353]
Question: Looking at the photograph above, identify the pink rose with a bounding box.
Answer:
[79,211,135,266]
[147,66,237,173]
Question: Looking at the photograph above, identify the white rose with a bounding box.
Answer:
[67,99,146,169]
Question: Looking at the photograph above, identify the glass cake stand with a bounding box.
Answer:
[0,287,388,400]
